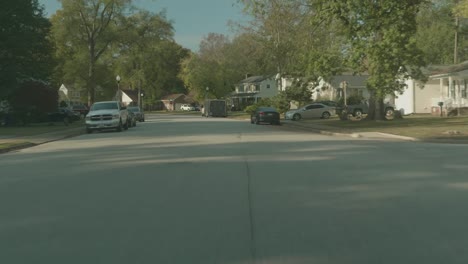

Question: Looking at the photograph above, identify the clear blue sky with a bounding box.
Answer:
[39,0,248,51]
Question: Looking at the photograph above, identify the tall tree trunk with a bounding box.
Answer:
[88,43,96,105]
[366,90,376,120]
[374,98,383,121]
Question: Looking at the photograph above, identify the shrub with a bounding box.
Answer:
[9,79,58,124]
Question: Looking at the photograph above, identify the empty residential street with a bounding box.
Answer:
[1,114,468,264]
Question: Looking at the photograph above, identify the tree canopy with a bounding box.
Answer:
[0,0,54,98]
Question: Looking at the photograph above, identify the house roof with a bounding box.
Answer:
[122,89,139,102]
[239,75,271,84]
[428,61,468,77]
[160,93,186,101]
[328,74,369,88]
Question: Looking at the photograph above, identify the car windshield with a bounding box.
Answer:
[90,102,118,111]
[258,107,277,112]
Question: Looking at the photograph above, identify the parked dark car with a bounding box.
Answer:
[128,111,137,127]
[127,106,145,122]
[72,104,89,117]
[250,107,281,125]
[48,107,80,125]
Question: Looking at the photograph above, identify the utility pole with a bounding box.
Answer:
[455,16,459,64]
[455,15,460,116]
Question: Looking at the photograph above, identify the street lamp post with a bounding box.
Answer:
[116,75,121,102]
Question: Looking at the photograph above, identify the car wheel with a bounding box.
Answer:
[353,109,363,118]
[292,114,301,121]
[385,108,395,120]
[116,120,123,132]
[322,111,331,119]
[124,120,129,130]
[255,116,260,125]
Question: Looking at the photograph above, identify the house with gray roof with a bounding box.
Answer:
[315,74,370,101]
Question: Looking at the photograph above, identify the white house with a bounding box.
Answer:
[231,75,278,109]
[315,74,370,101]
[396,61,468,115]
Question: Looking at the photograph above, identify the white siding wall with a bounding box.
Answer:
[257,79,278,99]
[415,80,441,113]
[395,79,415,115]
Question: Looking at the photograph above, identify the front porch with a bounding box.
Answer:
[230,92,261,111]
[430,65,468,113]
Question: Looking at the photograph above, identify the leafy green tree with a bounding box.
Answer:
[10,79,58,124]
[0,0,54,98]
[415,0,459,64]
[112,10,188,104]
[51,0,131,105]
[312,0,428,120]
[238,0,345,79]
[180,33,235,100]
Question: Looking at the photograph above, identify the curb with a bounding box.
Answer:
[0,128,85,154]
[282,121,418,141]
[0,142,37,154]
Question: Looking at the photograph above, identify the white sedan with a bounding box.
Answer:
[285,103,336,121]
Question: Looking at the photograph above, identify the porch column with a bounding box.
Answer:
[440,78,444,101]
[449,76,453,99]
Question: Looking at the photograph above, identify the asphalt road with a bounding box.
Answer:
[1,114,468,264]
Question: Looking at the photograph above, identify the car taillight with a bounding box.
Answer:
[259,112,265,116]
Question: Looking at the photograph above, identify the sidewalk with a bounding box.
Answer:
[0,126,84,154]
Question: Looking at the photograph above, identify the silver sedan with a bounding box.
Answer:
[285,103,336,121]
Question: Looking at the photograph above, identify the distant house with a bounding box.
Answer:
[231,75,278,109]
[121,89,140,106]
[315,74,370,101]
[58,84,86,106]
[159,94,194,111]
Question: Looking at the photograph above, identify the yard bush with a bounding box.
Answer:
[9,79,58,125]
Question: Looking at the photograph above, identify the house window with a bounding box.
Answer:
[255,84,260,91]
[238,86,244,92]
[267,84,271,89]
[350,88,363,97]
[71,91,81,98]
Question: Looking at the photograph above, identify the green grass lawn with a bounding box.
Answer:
[0,141,32,150]
[310,114,468,140]
[0,120,84,137]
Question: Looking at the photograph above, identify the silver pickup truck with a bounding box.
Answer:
[85,101,129,133]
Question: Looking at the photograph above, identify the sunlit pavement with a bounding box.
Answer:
[1,114,468,264]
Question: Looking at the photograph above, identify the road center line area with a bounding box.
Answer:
[1,114,468,264]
